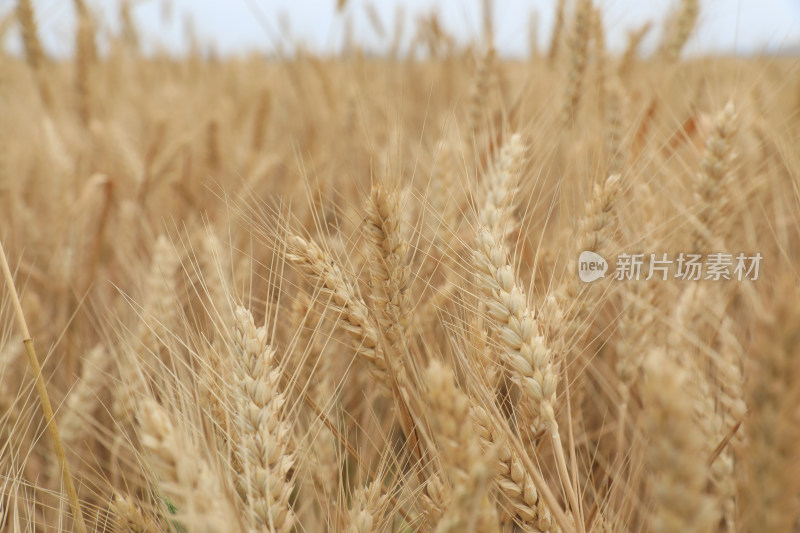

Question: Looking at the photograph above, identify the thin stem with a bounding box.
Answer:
[564,360,585,530]
[547,405,585,533]
[0,239,87,533]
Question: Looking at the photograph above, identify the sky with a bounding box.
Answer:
[2,0,800,58]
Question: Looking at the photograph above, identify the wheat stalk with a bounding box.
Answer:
[0,239,88,533]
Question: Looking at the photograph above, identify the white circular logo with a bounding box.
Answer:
[578,251,608,282]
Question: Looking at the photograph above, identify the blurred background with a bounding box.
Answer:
[2,0,800,58]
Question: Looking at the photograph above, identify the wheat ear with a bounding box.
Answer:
[543,173,621,350]
[114,235,181,426]
[231,306,296,533]
[472,136,583,530]
[471,404,559,531]
[694,101,737,251]
[112,494,161,533]
[547,0,566,64]
[479,133,525,248]
[640,349,719,533]
[16,0,51,107]
[658,0,699,63]
[468,45,495,136]
[618,22,651,77]
[743,288,800,532]
[251,88,272,152]
[345,481,389,533]
[73,0,95,126]
[364,184,411,377]
[425,361,499,533]
[473,226,581,529]
[206,119,221,171]
[473,136,553,433]
[428,138,457,247]
[604,78,626,175]
[136,235,181,349]
[419,472,449,526]
[138,398,237,533]
[705,304,745,533]
[286,233,389,389]
[561,0,592,127]
[59,344,110,444]
[119,0,140,50]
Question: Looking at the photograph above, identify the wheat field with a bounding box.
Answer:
[1,0,799,532]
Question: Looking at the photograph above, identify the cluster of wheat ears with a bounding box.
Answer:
[0,0,799,532]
